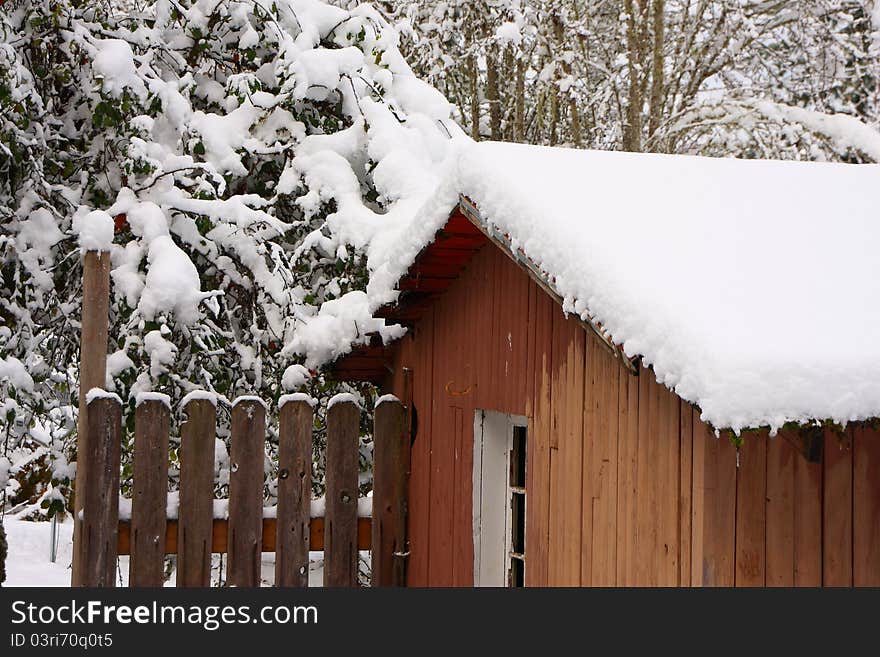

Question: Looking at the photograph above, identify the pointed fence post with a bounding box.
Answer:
[275,396,313,587]
[80,392,122,587]
[324,399,360,587]
[129,397,170,587]
[227,397,266,587]
[177,396,217,587]
[72,250,111,586]
[371,397,411,586]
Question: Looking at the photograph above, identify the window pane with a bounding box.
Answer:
[511,426,527,488]
[509,558,524,587]
[511,492,525,555]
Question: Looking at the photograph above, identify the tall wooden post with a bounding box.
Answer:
[72,250,111,586]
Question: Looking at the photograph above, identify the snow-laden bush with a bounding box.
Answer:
[0,0,459,514]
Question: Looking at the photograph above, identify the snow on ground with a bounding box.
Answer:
[4,516,75,587]
[2,516,355,587]
[453,142,880,433]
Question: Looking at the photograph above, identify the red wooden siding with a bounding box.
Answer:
[381,237,880,587]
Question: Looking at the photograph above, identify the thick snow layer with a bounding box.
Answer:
[279,392,318,409]
[134,391,171,409]
[85,387,123,405]
[0,356,34,391]
[375,393,400,406]
[74,209,114,252]
[281,364,311,391]
[327,392,360,408]
[180,389,219,408]
[454,142,880,433]
[231,394,269,410]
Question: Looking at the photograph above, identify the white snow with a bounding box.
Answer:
[279,392,318,409]
[451,141,880,433]
[309,495,372,518]
[85,387,123,405]
[281,363,311,391]
[231,394,269,410]
[74,209,114,253]
[180,389,219,407]
[91,38,147,100]
[0,356,35,391]
[375,393,400,406]
[327,392,360,409]
[134,391,171,409]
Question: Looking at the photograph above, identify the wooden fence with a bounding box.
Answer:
[76,393,410,588]
[72,249,411,587]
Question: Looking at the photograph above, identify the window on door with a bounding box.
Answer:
[473,411,527,587]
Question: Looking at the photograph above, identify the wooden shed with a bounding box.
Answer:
[333,144,880,587]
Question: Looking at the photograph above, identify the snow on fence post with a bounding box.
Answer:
[276,396,314,587]
[372,397,411,587]
[80,392,122,587]
[227,398,267,587]
[72,250,112,586]
[129,396,171,587]
[177,395,217,587]
[324,399,360,587]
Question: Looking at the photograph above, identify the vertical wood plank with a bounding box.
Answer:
[693,419,736,586]
[177,397,216,587]
[735,435,766,586]
[823,428,853,586]
[372,398,411,587]
[766,433,795,586]
[583,335,620,586]
[547,312,585,586]
[793,446,822,586]
[679,401,693,587]
[525,285,553,587]
[853,426,880,586]
[275,398,313,587]
[80,395,122,587]
[129,398,170,587]
[615,363,639,586]
[227,398,266,587]
[324,400,360,587]
[72,250,111,586]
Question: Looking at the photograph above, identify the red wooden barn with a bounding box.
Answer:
[333,143,880,587]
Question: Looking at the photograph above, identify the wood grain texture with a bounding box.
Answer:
[177,398,216,587]
[324,400,360,587]
[735,435,766,586]
[129,400,170,587]
[275,400,312,587]
[227,400,266,587]
[80,396,122,587]
[853,426,880,586]
[823,429,853,586]
[372,399,411,586]
[72,250,111,586]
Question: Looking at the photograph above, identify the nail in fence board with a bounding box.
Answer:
[324,401,360,587]
[81,396,122,587]
[372,399,411,586]
[129,399,170,587]
[177,398,216,587]
[275,400,313,587]
[227,400,266,587]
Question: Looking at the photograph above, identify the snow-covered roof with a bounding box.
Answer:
[451,142,880,433]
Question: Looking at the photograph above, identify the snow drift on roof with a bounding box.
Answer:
[456,142,880,433]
